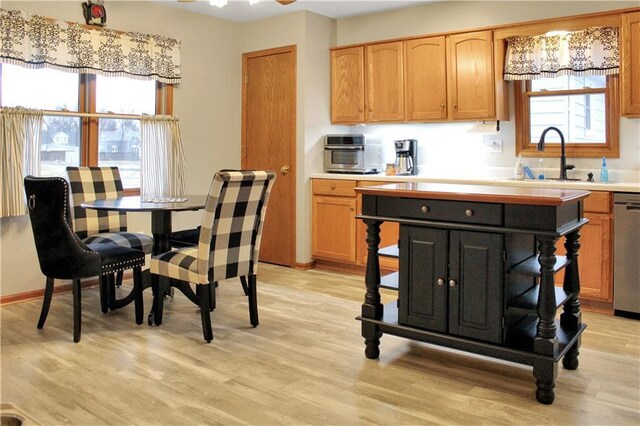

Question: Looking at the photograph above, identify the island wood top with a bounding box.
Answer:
[355,182,590,206]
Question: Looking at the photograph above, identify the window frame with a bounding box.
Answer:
[514,74,620,159]
[0,65,173,194]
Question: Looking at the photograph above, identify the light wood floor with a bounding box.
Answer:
[1,264,639,425]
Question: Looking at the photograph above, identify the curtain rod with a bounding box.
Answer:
[45,110,142,120]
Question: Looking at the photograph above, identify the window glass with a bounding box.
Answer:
[41,116,82,177]
[1,64,79,110]
[96,76,155,188]
[528,75,606,145]
[1,64,82,175]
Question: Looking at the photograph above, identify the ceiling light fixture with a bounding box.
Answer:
[209,0,228,7]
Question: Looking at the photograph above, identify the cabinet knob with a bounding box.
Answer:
[359,108,363,113]
[331,184,336,190]
[421,206,429,213]
[440,103,445,109]
[449,279,457,288]
[281,165,290,175]
[368,107,373,112]
[453,104,458,109]
[465,209,474,217]
[437,278,445,286]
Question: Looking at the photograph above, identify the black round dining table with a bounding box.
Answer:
[81,195,207,256]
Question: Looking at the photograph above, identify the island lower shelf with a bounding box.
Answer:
[357,302,587,365]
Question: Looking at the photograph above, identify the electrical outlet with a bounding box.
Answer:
[483,136,503,153]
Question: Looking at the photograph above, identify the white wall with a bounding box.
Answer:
[0,1,243,296]
[241,11,337,264]
[334,1,640,181]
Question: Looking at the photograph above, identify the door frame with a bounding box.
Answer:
[241,45,297,267]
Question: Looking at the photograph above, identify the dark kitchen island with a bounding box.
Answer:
[355,182,590,404]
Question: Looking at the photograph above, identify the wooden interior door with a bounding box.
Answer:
[242,45,296,267]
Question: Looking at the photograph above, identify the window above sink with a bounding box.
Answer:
[514,75,620,159]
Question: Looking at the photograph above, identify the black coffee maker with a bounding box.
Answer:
[394,139,418,175]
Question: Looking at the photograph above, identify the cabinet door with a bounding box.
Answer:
[557,213,612,303]
[449,231,503,344]
[312,195,357,263]
[622,12,640,117]
[366,41,405,122]
[446,31,496,120]
[398,226,448,332]
[331,46,365,123]
[405,36,448,121]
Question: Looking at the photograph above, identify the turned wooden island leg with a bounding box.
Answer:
[362,219,383,359]
[561,230,582,370]
[534,236,560,404]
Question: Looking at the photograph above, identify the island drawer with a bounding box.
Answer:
[390,198,503,226]
[313,179,356,197]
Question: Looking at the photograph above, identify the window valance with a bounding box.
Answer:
[503,26,619,81]
[0,9,181,84]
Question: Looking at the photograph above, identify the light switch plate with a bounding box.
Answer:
[483,136,503,153]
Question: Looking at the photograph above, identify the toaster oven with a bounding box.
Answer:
[323,135,382,174]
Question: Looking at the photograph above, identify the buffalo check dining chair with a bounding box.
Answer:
[66,167,153,311]
[150,170,276,342]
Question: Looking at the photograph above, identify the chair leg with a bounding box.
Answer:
[108,274,117,309]
[197,284,213,343]
[153,276,167,326]
[37,277,55,329]
[115,270,123,288]
[99,276,109,314]
[240,276,249,296]
[248,274,259,327]
[134,267,143,325]
[73,279,82,343]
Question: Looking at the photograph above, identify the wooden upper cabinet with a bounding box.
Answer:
[446,31,495,120]
[365,41,405,122]
[405,36,448,121]
[331,46,365,123]
[622,11,640,117]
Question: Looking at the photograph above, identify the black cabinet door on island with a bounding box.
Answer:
[399,227,504,344]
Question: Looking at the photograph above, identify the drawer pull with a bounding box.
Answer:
[421,206,430,213]
[465,209,474,217]
[437,278,445,286]
[449,279,457,288]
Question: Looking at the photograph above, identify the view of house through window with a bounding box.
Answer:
[1,64,157,188]
[96,75,155,188]
[529,75,606,144]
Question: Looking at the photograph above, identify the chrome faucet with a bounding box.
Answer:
[537,126,574,180]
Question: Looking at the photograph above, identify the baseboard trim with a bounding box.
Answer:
[293,261,315,270]
[0,272,133,306]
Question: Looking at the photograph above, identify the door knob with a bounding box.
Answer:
[449,279,457,288]
[280,166,290,175]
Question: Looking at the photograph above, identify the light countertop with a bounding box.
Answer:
[310,173,640,193]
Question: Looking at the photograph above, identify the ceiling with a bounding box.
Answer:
[159,0,437,24]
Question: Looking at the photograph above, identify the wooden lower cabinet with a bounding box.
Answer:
[311,180,357,263]
[312,180,614,312]
[555,191,613,306]
[312,178,400,270]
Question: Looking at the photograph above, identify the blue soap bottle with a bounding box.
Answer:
[600,157,609,183]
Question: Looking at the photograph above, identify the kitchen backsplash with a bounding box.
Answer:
[353,118,640,183]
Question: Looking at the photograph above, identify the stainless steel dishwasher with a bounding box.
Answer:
[613,192,640,318]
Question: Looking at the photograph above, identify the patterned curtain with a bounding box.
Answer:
[140,115,187,201]
[0,9,181,83]
[503,26,619,81]
[0,107,43,217]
